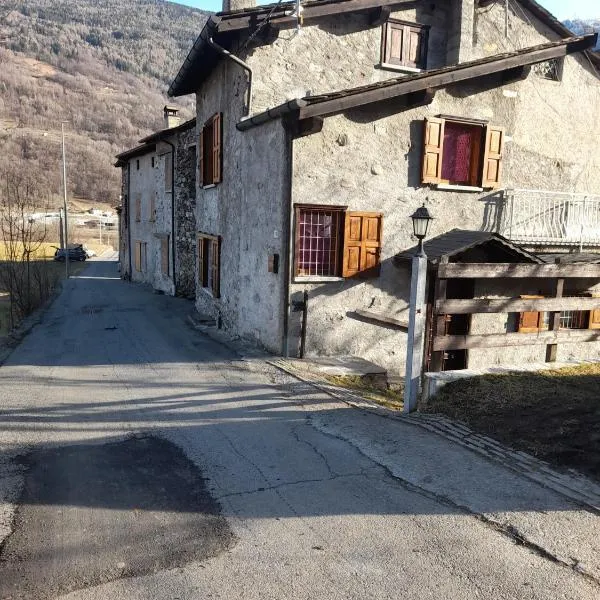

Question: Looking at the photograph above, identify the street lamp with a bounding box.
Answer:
[404,203,434,413]
[410,203,434,257]
[61,122,69,278]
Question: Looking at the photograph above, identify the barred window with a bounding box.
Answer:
[533,58,563,81]
[294,206,383,279]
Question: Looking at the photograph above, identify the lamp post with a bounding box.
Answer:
[403,203,434,413]
[61,122,69,278]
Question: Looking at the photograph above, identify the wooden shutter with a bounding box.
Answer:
[212,113,222,185]
[135,195,141,221]
[589,294,600,329]
[198,236,206,286]
[405,25,427,68]
[211,237,221,298]
[161,237,169,275]
[518,295,544,333]
[385,22,404,65]
[342,213,383,278]
[482,125,504,189]
[198,126,204,187]
[422,117,444,184]
[134,241,141,272]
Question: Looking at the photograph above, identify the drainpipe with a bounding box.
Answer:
[207,37,253,117]
[162,138,177,294]
[127,162,132,279]
[282,125,294,357]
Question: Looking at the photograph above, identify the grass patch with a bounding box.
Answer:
[424,363,600,481]
[322,374,404,410]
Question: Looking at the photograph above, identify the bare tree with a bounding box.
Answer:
[0,165,54,329]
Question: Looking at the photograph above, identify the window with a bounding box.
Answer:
[135,195,141,222]
[136,159,140,170]
[381,20,429,70]
[422,117,504,189]
[518,294,600,333]
[199,113,222,187]
[294,206,383,279]
[151,156,155,168]
[161,236,170,276]
[149,192,156,222]
[134,241,146,272]
[164,153,173,191]
[533,58,563,81]
[198,233,220,297]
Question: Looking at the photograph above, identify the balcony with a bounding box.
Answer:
[498,189,600,249]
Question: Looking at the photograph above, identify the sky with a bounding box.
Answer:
[177,0,599,20]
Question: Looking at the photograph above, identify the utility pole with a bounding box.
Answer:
[61,122,69,278]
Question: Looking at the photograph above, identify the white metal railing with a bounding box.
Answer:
[499,189,600,249]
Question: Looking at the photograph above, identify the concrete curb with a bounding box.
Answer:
[267,358,600,515]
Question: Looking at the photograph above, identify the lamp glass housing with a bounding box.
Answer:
[411,205,433,240]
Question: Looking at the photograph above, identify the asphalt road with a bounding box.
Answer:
[0,256,598,599]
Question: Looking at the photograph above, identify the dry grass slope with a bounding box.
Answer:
[0,0,209,208]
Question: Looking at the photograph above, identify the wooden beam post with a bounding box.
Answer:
[429,258,448,372]
[404,254,428,412]
[546,276,564,362]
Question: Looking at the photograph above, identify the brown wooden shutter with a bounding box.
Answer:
[161,237,169,275]
[422,117,444,184]
[212,113,222,185]
[198,236,205,286]
[342,213,383,278]
[211,237,221,298]
[589,294,600,329]
[198,127,204,187]
[518,311,541,333]
[385,22,404,65]
[518,295,544,333]
[134,241,141,272]
[405,25,427,68]
[482,125,504,189]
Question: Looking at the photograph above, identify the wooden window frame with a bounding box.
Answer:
[518,293,600,333]
[160,235,170,276]
[198,233,221,298]
[421,116,504,189]
[199,113,223,188]
[381,19,429,70]
[294,205,383,280]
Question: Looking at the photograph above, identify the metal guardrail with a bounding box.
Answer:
[500,189,600,249]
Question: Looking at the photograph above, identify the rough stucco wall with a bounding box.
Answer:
[285,7,600,373]
[242,5,450,114]
[174,127,197,298]
[187,1,599,371]
[195,61,288,353]
[128,152,159,288]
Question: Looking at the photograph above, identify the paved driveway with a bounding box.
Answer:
[0,257,598,599]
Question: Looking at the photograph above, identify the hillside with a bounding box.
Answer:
[0,0,209,207]
[563,18,600,50]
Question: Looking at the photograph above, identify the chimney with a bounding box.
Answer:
[163,105,181,129]
[222,0,256,12]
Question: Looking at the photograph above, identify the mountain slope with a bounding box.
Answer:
[563,18,600,50]
[0,0,208,205]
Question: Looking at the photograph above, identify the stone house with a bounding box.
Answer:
[116,107,197,298]
[165,0,600,376]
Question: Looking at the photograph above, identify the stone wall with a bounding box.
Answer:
[174,127,197,298]
[189,1,600,371]
[195,60,289,353]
